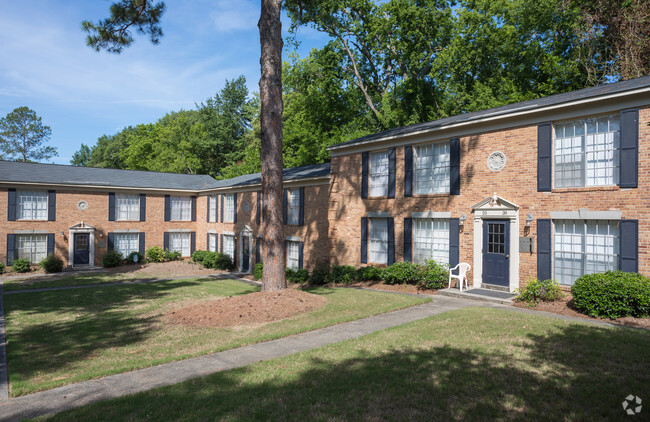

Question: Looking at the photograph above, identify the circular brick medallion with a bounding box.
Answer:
[77,200,88,211]
[487,151,506,172]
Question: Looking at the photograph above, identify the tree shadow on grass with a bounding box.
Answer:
[43,319,650,421]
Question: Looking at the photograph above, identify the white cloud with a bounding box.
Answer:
[210,0,259,32]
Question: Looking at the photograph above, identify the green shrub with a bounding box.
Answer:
[309,265,330,285]
[0,262,4,275]
[39,254,64,273]
[515,278,564,306]
[101,251,123,268]
[254,262,263,280]
[146,246,165,263]
[382,262,419,285]
[330,265,357,284]
[418,260,449,290]
[191,250,211,266]
[11,258,31,273]
[356,266,384,281]
[164,250,182,261]
[126,251,144,265]
[571,271,650,319]
[213,253,234,270]
[286,268,310,284]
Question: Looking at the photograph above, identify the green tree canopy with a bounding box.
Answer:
[0,106,58,162]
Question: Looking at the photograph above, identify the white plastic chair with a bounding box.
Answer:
[448,263,471,291]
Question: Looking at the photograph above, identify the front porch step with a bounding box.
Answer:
[438,288,516,305]
[481,283,510,293]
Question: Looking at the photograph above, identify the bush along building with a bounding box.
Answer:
[1,75,649,291]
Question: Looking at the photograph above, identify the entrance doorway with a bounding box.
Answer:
[74,233,90,265]
[482,219,510,286]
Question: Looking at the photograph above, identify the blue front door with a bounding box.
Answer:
[482,220,509,286]
[74,233,90,265]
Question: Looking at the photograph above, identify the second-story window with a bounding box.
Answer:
[224,194,235,223]
[369,151,389,197]
[209,195,218,222]
[287,189,300,225]
[554,115,620,188]
[116,194,140,221]
[414,141,450,195]
[17,191,48,220]
[171,196,192,221]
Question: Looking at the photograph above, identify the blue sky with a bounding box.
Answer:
[0,0,328,164]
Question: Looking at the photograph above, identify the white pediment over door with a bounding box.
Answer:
[472,193,519,218]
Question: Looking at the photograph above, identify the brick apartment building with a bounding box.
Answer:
[1,76,649,292]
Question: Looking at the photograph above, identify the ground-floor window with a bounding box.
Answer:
[209,233,217,252]
[413,218,449,265]
[170,232,191,257]
[16,234,47,263]
[114,233,139,258]
[224,235,235,261]
[369,218,388,264]
[286,240,300,270]
[554,220,619,286]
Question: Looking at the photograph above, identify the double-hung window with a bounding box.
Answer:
[224,234,235,260]
[414,142,450,194]
[114,233,139,257]
[116,194,140,221]
[287,189,300,225]
[16,234,47,263]
[169,232,191,257]
[554,220,619,286]
[224,194,235,223]
[368,218,388,264]
[209,233,217,252]
[554,116,620,188]
[369,151,389,197]
[170,197,192,221]
[413,219,449,265]
[209,195,218,222]
[286,240,300,269]
[17,191,48,220]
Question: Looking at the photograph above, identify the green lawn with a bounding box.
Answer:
[39,307,650,421]
[4,278,428,396]
[2,272,148,292]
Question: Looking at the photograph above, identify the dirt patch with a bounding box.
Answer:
[164,289,326,328]
[513,295,650,329]
[106,260,225,278]
[333,281,437,295]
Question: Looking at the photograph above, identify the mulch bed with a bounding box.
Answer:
[513,295,650,329]
[332,280,438,295]
[164,289,327,328]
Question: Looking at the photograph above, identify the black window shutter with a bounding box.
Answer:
[299,187,305,226]
[404,146,413,197]
[283,188,288,224]
[388,148,396,198]
[361,152,369,199]
[403,217,412,262]
[387,217,395,265]
[233,193,238,223]
[449,218,459,268]
[163,232,170,251]
[48,190,56,221]
[108,233,115,251]
[6,234,15,265]
[256,191,261,224]
[220,234,223,253]
[164,195,171,221]
[255,237,261,263]
[619,109,638,188]
[140,194,146,222]
[298,242,304,269]
[47,233,55,256]
[190,232,196,256]
[537,219,552,280]
[207,196,211,222]
[450,138,461,195]
[360,217,368,264]
[207,233,211,250]
[108,192,116,221]
[220,195,224,223]
[8,189,16,221]
[620,220,638,273]
[139,232,145,255]
[191,196,197,222]
[537,123,552,192]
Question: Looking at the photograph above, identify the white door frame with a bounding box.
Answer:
[238,225,253,273]
[471,194,519,293]
[68,223,96,267]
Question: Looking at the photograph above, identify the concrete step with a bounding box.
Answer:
[438,288,516,305]
[481,283,510,293]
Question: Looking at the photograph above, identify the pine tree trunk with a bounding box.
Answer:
[258,0,286,291]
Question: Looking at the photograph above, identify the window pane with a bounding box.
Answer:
[287,189,300,225]
[414,142,450,194]
[210,196,218,222]
[116,194,140,221]
[413,218,449,264]
[224,235,235,260]
[286,241,300,269]
[16,234,47,263]
[209,234,217,252]
[369,151,389,197]
[17,191,48,220]
[115,233,139,257]
[171,197,192,221]
[170,232,191,257]
[369,218,388,264]
[224,195,235,222]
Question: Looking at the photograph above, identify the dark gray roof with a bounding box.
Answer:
[330,75,650,150]
[0,161,218,190]
[0,160,330,191]
[207,162,331,189]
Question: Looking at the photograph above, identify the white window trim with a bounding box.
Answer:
[170,196,192,221]
[224,194,235,223]
[116,194,140,221]
[15,234,47,263]
[368,218,388,264]
[169,232,191,257]
[286,240,300,270]
[369,151,389,197]
[413,141,451,195]
[17,190,48,221]
[114,232,139,258]
[413,218,449,265]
